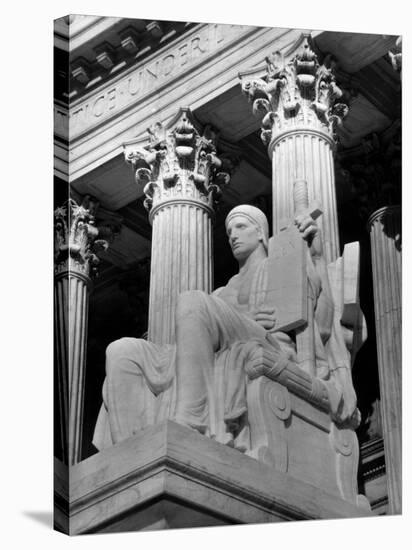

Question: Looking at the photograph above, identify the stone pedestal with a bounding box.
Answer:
[54,199,107,464]
[368,205,402,514]
[56,421,372,534]
[124,108,233,345]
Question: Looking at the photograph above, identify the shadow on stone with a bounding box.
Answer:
[23,511,53,529]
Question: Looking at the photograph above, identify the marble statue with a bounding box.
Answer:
[93,204,358,453]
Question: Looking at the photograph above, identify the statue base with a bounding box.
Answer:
[55,420,372,534]
[246,376,365,504]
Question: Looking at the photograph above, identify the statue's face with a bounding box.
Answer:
[226,215,262,261]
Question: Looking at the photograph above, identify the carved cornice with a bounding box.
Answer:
[241,36,348,150]
[54,197,118,279]
[124,108,239,217]
[57,26,297,182]
[55,19,195,102]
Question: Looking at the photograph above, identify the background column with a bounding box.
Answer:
[368,205,402,514]
[242,37,349,264]
[54,198,108,464]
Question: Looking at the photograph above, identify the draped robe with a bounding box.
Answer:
[93,251,357,451]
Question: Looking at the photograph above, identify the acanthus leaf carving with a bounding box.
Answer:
[241,36,349,147]
[54,196,118,278]
[124,108,239,213]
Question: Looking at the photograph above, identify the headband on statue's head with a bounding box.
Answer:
[225,204,269,251]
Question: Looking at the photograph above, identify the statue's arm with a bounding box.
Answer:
[295,214,334,341]
[294,213,322,260]
[296,214,358,423]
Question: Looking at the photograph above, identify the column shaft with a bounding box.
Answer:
[54,198,107,465]
[368,206,402,514]
[124,108,234,346]
[271,130,339,264]
[148,201,212,345]
[55,271,90,464]
[241,37,348,264]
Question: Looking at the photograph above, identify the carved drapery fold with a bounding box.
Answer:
[124,108,237,344]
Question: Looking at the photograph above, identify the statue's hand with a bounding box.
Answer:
[340,384,359,425]
[252,306,277,331]
[327,374,359,427]
[295,214,323,259]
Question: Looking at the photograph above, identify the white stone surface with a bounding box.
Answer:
[369,206,402,514]
[312,32,398,73]
[271,132,339,265]
[65,26,306,182]
[149,202,212,344]
[66,421,372,534]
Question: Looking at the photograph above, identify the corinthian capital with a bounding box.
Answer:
[123,108,238,213]
[54,197,110,278]
[241,36,349,148]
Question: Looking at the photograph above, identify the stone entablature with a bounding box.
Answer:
[57,26,308,182]
[54,15,119,52]
[59,24,258,140]
[55,27,399,186]
[69,21,196,100]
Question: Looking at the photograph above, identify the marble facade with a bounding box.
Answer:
[54,15,402,533]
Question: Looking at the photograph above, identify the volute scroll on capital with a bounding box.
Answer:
[54,196,118,279]
[124,108,239,214]
[240,36,349,149]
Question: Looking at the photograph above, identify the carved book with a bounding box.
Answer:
[54,13,402,536]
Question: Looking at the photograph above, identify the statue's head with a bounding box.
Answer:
[225,205,269,261]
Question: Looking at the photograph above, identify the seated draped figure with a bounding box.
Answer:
[93,204,358,452]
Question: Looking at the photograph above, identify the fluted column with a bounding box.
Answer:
[368,206,402,514]
[242,37,348,264]
[124,108,233,345]
[149,201,213,344]
[54,198,108,464]
[271,131,338,263]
